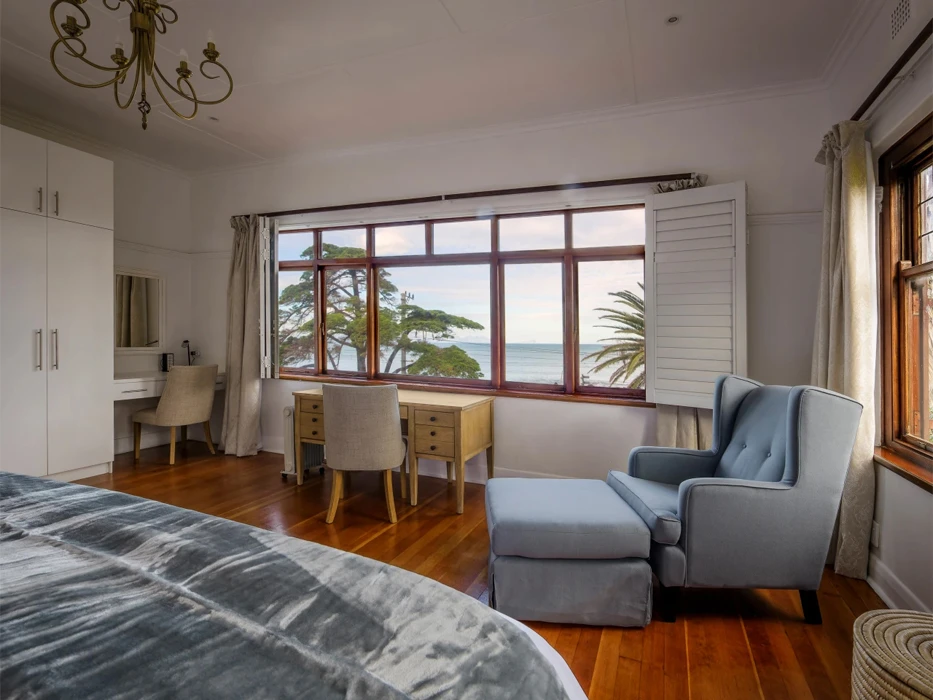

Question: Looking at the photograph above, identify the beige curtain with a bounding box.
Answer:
[813,121,877,580]
[114,275,149,348]
[656,405,713,450]
[221,215,263,457]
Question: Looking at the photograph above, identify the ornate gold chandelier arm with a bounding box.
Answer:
[101,0,135,12]
[152,58,233,107]
[114,58,142,110]
[152,4,178,34]
[151,69,198,121]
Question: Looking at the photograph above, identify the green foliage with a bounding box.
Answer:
[277,242,484,378]
[583,283,646,389]
[404,344,484,379]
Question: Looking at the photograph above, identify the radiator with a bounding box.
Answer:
[282,406,325,480]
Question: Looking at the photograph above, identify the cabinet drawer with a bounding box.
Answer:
[115,380,163,401]
[414,410,455,428]
[299,413,325,441]
[300,397,324,414]
[418,425,454,443]
[414,435,455,459]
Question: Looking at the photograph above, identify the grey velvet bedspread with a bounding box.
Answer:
[0,473,571,700]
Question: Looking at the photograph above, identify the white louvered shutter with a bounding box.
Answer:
[645,182,747,409]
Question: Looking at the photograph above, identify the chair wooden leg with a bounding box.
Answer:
[446,461,454,483]
[133,422,141,461]
[340,471,350,499]
[326,471,343,524]
[410,458,419,506]
[800,590,822,624]
[203,421,216,454]
[658,585,681,623]
[169,426,176,465]
[383,470,398,524]
[398,456,408,500]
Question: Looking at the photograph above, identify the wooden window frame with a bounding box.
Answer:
[276,204,647,402]
[879,113,933,478]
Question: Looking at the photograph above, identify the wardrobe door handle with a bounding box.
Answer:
[37,187,43,213]
[54,191,60,217]
[121,389,147,394]
[52,329,59,370]
[36,330,43,370]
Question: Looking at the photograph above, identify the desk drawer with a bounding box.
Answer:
[418,425,454,443]
[299,413,326,441]
[114,380,163,401]
[414,409,454,428]
[415,435,455,458]
[299,397,324,414]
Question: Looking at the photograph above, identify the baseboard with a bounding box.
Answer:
[263,437,285,454]
[867,552,931,612]
[47,462,111,482]
[494,467,572,479]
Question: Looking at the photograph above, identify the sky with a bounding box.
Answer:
[278,208,644,345]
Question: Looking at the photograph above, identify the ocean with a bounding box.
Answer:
[319,341,632,388]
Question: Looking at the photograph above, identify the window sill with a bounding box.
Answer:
[277,373,654,409]
[874,446,933,493]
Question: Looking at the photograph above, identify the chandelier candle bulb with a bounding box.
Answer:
[48,0,233,130]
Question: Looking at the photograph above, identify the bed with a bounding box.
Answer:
[0,472,585,700]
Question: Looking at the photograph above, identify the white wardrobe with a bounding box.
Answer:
[1,125,115,479]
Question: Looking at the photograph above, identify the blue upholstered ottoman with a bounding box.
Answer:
[485,478,653,627]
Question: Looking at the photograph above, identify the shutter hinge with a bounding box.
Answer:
[262,249,271,261]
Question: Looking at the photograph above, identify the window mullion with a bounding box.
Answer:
[491,216,502,389]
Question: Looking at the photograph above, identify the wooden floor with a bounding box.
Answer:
[81,443,886,700]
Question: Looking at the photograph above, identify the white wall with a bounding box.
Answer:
[824,0,933,612]
[189,87,831,484]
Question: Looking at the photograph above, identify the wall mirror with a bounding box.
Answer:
[115,268,165,353]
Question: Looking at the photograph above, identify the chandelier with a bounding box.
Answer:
[49,0,233,130]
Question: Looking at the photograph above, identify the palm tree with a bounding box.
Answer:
[583,283,645,388]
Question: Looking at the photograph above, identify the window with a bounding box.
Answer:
[880,113,933,475]
[272,205,646,400]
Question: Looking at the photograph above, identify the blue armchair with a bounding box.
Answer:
[609,375,862,623]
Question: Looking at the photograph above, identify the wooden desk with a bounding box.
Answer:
[293,388,494,514]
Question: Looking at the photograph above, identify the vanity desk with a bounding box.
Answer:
[114,370,226,447]
[114,370,226,402]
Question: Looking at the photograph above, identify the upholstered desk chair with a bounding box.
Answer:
[132,365,218,466]
[322,384,407,525]
[610,375,862,624]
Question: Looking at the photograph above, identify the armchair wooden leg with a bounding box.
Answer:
[133,422,141,461]
[383,470,398,524]
[799,590,822,624]
[169,426,176,465]
[325,471,343,524]
[658,585,681,623]
[181,425,188,444]
[203,421,216,454]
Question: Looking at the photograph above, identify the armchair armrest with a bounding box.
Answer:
[677,478,827,590]
[627,447,719,485]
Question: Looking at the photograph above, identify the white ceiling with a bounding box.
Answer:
[0,0,856,172]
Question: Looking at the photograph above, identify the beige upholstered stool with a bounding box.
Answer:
[133,365,218,466]
[852,610,933,700]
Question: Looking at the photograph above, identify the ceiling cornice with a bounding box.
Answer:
[0,105,194,180]
[195,76,828,178]
[820,0,888,88]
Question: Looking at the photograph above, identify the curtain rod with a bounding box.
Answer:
[250,172,695,219]
[851,19,932,121]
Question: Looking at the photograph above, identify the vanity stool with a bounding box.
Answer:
[486,477,653,627]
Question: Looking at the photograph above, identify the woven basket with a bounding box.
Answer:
[852,610,933,700]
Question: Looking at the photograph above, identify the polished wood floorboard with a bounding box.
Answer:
[81,444,886,700]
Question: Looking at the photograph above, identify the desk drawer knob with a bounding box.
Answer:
[312,430,318,436]
[312,404,319,410]
[430,431,436,436]
[430,445,436,451]
[430,416,437,422]
[311,417,318,423]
